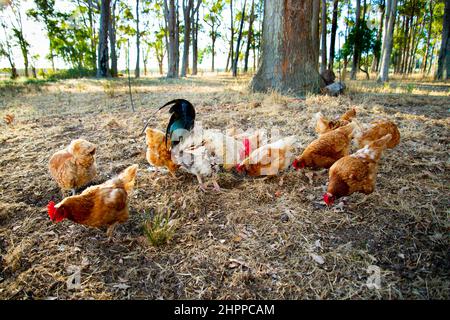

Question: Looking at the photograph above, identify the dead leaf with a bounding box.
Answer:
[232,235,242,243]
[310,253,325,265]
[113,283,130,290]
[305,172,314,184]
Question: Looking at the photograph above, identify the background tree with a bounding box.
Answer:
[251,0,323,95]
[312,0,320,67]
[164,0,179,78]
[320,0,327,73]
[225,0,234,72]
[97,0,111,77]
[378,0,398,82]
[436,0,450,80]
[232,0,247,77]
[350,0,361,79]
[180,0,201,77]
[422,0,434,74]
[6,0,31,77]
[204,0,224,72]
[191,6,200,75]
[328,0,339,71]
[135,0,140,78]
[0,19,19,79]
[370,0,385,72]
[243,0,255,72]
[27,0,60,71]
[109,0,118,77]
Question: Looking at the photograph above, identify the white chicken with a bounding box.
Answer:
[171,127,246,191]
[237,136,297,176]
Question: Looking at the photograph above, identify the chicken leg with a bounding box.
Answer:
[196,175,208,192]
[106,222,119,240]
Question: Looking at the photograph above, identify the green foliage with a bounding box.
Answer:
[27,0,96,70]
[339,21,378,61]
[142,209,176,247]
[42,67,95,80]
[405,83,415,93]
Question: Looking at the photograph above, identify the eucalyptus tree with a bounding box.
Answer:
[251,0,323,95]
[204,0,224,72]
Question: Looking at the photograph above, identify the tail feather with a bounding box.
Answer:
[349,119,364,139]
[118,164,139,193]
[157,99,192,112]
[312,111,325,126]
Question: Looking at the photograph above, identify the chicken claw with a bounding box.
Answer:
[212,180,221,192]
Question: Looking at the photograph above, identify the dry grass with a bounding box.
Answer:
[0,75,448,300]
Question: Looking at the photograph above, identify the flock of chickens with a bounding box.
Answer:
[46,99,400,238]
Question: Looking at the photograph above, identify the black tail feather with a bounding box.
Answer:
[140,99,195,136]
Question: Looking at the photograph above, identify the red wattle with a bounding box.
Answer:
[243,138,251,157]
[47,201,56,221]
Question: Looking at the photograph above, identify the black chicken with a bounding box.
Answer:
[141,99,196,149]
[160,99,195,148]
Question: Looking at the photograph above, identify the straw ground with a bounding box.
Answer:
[0,75,448,299]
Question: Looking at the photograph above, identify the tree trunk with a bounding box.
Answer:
[87,0,97,72]
[211,34,216,72]
[232,0,247,77]
[409,17,425,74]
[1,32,19,79]
[394,15,404,73]
[244,0,255,73]
[401,16,411,74]
[191,8,199,75]
[436,0,450,80]
[135,0,140,78]
[175,2,180,76]
[422,0,433,73]
[109,1,118,77]
[97,0,111,77]
[312,0,320,66]
[164,0,178,78]
[320,0,327,74]
[328,0,339,71]
[371,0,385,72]
[21,47,29,78]
[350,0,361,80]
[378,0,398,82]
[227,0,235,72]
[427,44,435,74]
[181,0,192,77]
[143,47,147,76]
[251,0,323,95]
[225,48,231,72]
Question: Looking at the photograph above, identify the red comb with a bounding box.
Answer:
[236,163,244,172]
[243,138,251,157]
[323,193,334,206]
[47,201,64,222]
[47,201,56,221]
